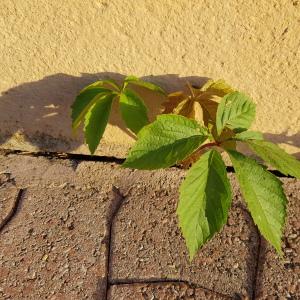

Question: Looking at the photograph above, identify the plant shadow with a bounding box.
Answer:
[263,132,300,159]
[0,72,299,158]
[0,72,209,155]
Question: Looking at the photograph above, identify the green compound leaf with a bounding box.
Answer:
[71,85,113,130]
[94,79,120,91]
[124,75,166,95]
[80,79,120,92]
[233,131,263,141]
[119,89,149,134]
[216,92,256,136]
[123,114,208,170]
[177,149,232,260]
[247,140,300,178]
[84,94,114,154]
[199,79,235,96]
[228,150,287,255]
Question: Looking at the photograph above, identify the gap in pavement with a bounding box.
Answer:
[0,148,294,178]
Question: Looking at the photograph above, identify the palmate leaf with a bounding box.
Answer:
[162,91,204,123]
[216,92,256,135]
[246,140,300,178]
[218,128,237,151]
[119,89,149,134]
[197,79,235,95]
[72,75,167,155]
[222,130,262,153]
[71,86,113,130]
[123,114,208,170]
[124,75,166,94]
[162,91,186,114]
[105,80,120,91]
[233,131,263,141]
[177,149,232,260]
[198,98,219,125]
[173,98,204,123]
[84,94,114,154]
[228,150,287,254]
[195,79,235,125]
[79,79,120,93]
[161,79,234,126]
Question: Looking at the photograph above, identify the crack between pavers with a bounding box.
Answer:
[0,148,294,178]
[235,202,263,300]
[105,187,235,299]
[103,186,129,300]
[0,189,24,233]
[251,228,262,300]
[235,202,262,300]
[0,148,126,165]
[108,278,233,299]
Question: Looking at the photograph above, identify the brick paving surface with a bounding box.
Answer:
[0,153,299,299]
[107,283,230,300]
[254,179,300,299]
[109,172,259,298]
[0,185,19,231]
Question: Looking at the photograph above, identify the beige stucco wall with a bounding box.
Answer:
[0,0,299,158]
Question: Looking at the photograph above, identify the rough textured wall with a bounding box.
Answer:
[0,0,299,158]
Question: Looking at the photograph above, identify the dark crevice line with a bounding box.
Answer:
[0,148,125,164]
[0,189,24,233]
[0,148,294,178]
[103,186,126,300]
[234,201,261,299]
[251,227,262,300]
[235,204,262,300]
[109,278,233,299]
[224,166,294,178]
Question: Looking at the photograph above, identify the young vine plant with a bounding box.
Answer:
[71,75,165,154]
[72,76,300,260]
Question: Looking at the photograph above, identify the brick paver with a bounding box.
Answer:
[0,153,299,299]
[108,283,230,300]
[0,155,118,299]
[254,179,300,299]
[109,171,259,298]
[0,185,19,232]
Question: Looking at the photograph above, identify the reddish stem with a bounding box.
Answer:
[187,141,220,161]
[180,141,220,167]
[197,141,220,151]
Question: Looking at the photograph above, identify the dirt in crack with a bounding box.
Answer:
[99,186,126,300]
[0,189,25,233]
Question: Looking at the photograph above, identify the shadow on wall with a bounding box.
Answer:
[0,72,299,158]
[263,132,300,158]
[0,72,209,154]
[237,131,300,160]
